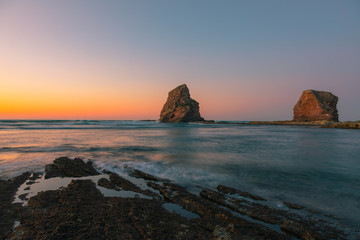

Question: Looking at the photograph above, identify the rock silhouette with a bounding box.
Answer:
[160,84,204,122]
[293,90,339,121]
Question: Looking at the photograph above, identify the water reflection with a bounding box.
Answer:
[162,124,200,165]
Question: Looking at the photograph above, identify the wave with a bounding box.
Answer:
[0,120,162,129]
[93,160,228,192]
[0,145,158,153]
[0,120,222,130]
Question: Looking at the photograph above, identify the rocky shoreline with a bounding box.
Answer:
[321,121,360,129]
[191,120,360,129]
[246,120,360,129]
[0,157,356,240]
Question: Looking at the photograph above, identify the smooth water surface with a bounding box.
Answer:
[0,120,359,230]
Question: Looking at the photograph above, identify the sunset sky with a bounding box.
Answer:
[1,1,359,120]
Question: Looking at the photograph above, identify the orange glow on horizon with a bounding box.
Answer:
[0,69,295,121]
[0,55,301,121]
[0,67,167,119]
[0,95,163,120]
[0,83,165,120]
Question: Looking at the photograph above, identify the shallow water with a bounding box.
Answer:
[0,120,359,231]
[13,173,152,207]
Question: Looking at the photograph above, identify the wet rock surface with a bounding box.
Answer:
[147,182,287,239]
[160,84,204,123]
[11,180,211,240]
[322,121,360,129]
[1,158,356,240]
[247,120,329,126]
[0,172,30,240]
[293,90,339,122]
[97,178,120,191]
[45,157,99,178]
[125,167,170,182]
[107,172,159,199]
[200,188,346,240]
[217,184,266,201]
[283,201,304,210]
[233,120,360,130]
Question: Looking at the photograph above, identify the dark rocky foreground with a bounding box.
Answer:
[0,172,30,240]
[0,157,354,240]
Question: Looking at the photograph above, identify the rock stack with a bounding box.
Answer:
[160,84,204,123]
[293,90,339,122]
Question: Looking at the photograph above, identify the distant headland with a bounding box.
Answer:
[159,84,359,129]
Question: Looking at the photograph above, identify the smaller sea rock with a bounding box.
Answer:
[293,90,339,121]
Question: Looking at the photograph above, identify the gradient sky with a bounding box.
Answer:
[1,1,359,120]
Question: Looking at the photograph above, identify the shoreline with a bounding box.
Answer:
[0,157,356,239]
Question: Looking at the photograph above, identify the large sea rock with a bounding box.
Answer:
[293,90,339,122]
[160,84,204,122]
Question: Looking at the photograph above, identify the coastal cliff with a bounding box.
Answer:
[293,90,339,122]
[160,84,204,123]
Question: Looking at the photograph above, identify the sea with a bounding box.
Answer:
[0,120,359,233]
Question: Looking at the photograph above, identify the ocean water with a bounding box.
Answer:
[0,120,359,231]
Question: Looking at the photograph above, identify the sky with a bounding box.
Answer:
[0,1,359,121]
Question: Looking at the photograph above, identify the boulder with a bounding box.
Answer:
[160,84,204,122]
[45,157,99,179]
[293,90,339,122]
